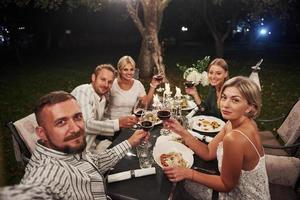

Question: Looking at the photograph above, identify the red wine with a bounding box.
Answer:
[184,81,195,88]
[141,120,154,131]
[153,74,163,81]
[157,110,171,120]
[134,109,145,117]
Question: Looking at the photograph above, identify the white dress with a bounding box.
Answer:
[217,130,270,200]
[105,79,146,120]
[184,130,271,200]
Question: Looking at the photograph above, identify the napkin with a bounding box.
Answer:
[107,167,156,183]
[186,106,199,119]
[188,130,213,143]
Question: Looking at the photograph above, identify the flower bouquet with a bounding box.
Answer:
[176,56,210,87]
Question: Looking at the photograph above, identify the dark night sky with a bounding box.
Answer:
[1,0,300,50]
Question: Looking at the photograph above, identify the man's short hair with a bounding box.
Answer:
[34,91,76,125]
[94,64,117,77]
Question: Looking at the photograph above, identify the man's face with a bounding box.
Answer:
[36,99,86,154]
[92,68,115,96]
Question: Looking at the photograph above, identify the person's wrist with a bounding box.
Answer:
[191,170,194,180]
[150,83,156,88]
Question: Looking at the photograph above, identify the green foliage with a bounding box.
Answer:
[176,56,210,73]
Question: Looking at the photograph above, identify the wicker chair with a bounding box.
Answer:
[258,99,300,199]
[259,99,300,157]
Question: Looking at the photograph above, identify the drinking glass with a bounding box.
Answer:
[153,73,164,95]
[132,99,146,129]
[153,74,164,82]
[136,143,152,168]
[184,80,195,88]
[157,99,172,135]
[140,113,154,147]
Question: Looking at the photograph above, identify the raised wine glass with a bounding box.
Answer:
[140,113,154,147]
[157,99,172,136]
[153,74,164,82]
[132,99,146,129]
[184,80,195,88]
[153,73,164,95]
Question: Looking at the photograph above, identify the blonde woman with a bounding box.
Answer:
[105,55,162,120]
[164,76,270,200]
[185,58,229,119]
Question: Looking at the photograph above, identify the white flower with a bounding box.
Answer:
[200,71,209,86]
[186,70,201,85]
[183,68,208,87]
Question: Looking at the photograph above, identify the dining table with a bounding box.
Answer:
[106,123,219,200]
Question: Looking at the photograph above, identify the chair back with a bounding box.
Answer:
[6,113,39,165]
[277,100,300,147]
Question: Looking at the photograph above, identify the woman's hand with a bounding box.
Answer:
[185,86,198,96]
[185,87,201,105]
[151,74,164,88]
[163,118,186,137]
[163,166,192,183]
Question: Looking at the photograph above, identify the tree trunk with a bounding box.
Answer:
[214,37,224,57]
[138,36,154,77]
[202,0,238,58]
[127,0,170,79]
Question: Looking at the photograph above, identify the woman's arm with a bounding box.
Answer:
[141,78,162,106]
[185,86,202,105]
[164,118,227,161]
[164,131,244,193]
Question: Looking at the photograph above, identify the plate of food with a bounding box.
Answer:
[153,141,194,168]
[191,115,225,133]
[181,98,197,111]
[142,111,162,125]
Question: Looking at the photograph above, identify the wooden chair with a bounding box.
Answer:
[6,113,39,166]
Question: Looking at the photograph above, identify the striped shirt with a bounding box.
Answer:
[0,140,131,200]
[71,84,119,149]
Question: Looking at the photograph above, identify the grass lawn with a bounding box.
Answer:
[0,43,299,186]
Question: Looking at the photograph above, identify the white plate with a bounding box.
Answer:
[155,132,183,145]
[192,115,225,133]
[181,100,197,111]
[153,141,194,168]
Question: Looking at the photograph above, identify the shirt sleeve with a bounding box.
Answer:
[88,140,131,174]
[136,80,146,97]
[0,165,71,200]
[71,86,119,136]
[0,184,53,200]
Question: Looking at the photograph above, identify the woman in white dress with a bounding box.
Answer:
[105,55,162,120]
[163,76,270,200]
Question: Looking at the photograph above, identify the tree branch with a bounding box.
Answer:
[157,0,172,32]
[126,1,145,35]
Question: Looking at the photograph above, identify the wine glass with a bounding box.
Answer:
[153,73,164,95]
[140,113,154,147]
[184,80,195,88]
[153,74,164,82]
[157,99,172,136]
[132,99,146,129]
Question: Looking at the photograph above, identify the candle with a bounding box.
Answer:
[174,87,182,98]
[152,94,162,108]
[165,83,171,94]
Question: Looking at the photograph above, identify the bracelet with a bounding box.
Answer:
[150,83,156,88]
